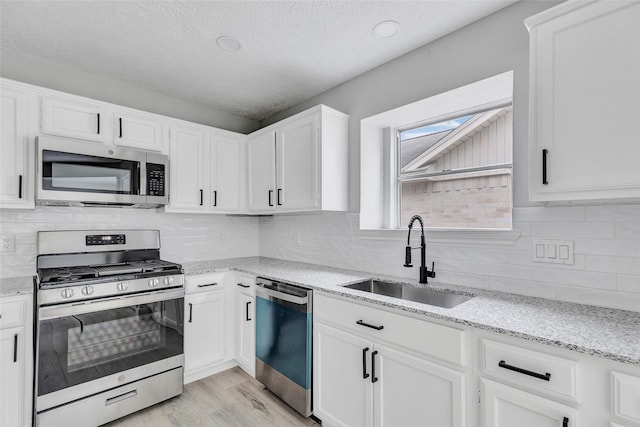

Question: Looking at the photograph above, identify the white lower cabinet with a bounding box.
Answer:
[313,292,467,427]
[482,379,578,427]
[183,273,229,384]
[234,273,256,376]
[0,294,33,427]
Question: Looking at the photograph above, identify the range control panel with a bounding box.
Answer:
[86,234,127,246]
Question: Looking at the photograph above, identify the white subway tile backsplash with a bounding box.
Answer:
[513,206,585,222]
[556,286,640,313]
[615,222,640,240]
[584,204,640,222]
[532,222,615,239]
[618,275,640,294]
[489,277,557,299]
[532,267,617,290]
[586,255,640,275]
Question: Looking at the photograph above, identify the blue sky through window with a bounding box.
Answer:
[400,115,472,141]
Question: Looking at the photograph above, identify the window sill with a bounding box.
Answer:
[357,227,520,246]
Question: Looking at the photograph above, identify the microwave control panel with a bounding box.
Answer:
[146,163,165,196]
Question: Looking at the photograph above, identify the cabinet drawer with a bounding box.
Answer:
[612,371,640,424]
[235,273,256,296]
[481,338,578,402]
[185,272,226,294]
[0,299,25,329]
[314,292,465,366]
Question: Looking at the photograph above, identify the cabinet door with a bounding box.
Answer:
[114,112,164,152]
[373,343,465,427]
[184,291,225,374]
[248,131,276,212]
[1,327,24,427]
[529,1,640,202]
[41,96,110,143]
[237,292,255,375]
[0,86,31,208]
[276,112,319,210]
[210,134,240,212]
[314,322,372,427]
[168,125,207,210]
[482,379,578,427]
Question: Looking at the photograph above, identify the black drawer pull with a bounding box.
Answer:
[268,190,273,207]
[97,113,101,134]
[188,303,193,323]
[371,350,379,383]
[356,320,384,330]
[199,189,203,206]
[18,175,23,199]
[498,360,551,381]
[362,347,370,379]
[237,283,250,288]
[542,149,548,185]
[277,188,282,206]
[246,301,252,321]
[213,190,217,207]
[563,417,569,427]
[197,283,218,288]
[13,333,18,363]
[119,117,123,138]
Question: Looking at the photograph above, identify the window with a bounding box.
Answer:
[397,106,513,229]
[359,70,514,231]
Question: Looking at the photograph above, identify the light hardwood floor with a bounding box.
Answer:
[104,367,319,427]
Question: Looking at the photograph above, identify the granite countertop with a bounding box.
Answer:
[183,257,640,365]
[0,276,35,297]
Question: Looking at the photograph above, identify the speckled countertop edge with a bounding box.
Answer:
[183,257,640,365]
[0,276,35,297]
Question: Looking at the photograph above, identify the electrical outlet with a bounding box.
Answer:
[0,235,15,253]
[532,239,574,264]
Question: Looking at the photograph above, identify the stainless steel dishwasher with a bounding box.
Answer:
[255,277,312,417]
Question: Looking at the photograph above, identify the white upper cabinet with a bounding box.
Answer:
[527,1,640,202]
[41,96,111,143]
[210,132,242,213]
[248,130,277,212]
[113,110,165,152]
[247,105,348,214]
[0,83,34,209]
[167,124,245,214]
[168,124,207,211]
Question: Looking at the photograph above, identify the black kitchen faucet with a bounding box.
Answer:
[404,214,436,283]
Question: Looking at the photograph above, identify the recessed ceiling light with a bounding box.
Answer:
[373,20,400,38]
[216,36,243,52]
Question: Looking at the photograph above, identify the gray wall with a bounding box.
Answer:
[0,49,259,134]
[261,1,561,212]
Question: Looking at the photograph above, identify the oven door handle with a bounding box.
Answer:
[39,288,185,320]
[256,286,308,305]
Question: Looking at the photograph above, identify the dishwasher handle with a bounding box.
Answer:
[256,286,309,306]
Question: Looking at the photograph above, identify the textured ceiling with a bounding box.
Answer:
[0,1,516,121]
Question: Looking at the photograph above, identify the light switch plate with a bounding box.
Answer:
[532,239,574,264]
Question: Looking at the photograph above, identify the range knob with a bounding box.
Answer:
[148,278,160,288]
[116,282,129,292]
[60,288,74,299]
[163,276,174,286]
[81,285,94,296]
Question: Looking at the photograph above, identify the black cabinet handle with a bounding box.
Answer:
[237,283,250,288]
[277,188,282,206]
[542,149,548,185]
[268,190,273,207]
[199,189,203,206]
[213,190,217,207]
[97,113,100,134]
[197,283,218,288]
[18,175,23,199]
[13,333,18,363]
[498,360,551,381]
[356,320,384,331]
[362,347,370,379]
[119,117,123,138]
[188,303,193,323]
[562,417,569,427]
[371,350,379,383]
[246,301,252,321]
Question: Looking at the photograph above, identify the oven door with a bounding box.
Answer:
[37,137,147,205]
[35,288,184,412]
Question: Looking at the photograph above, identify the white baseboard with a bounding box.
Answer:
[183,359,238,384]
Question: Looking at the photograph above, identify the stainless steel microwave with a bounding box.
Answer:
[36,137,168,208]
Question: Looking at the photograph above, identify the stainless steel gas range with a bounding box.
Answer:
[34,229,185,427]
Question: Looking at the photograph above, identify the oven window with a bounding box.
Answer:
[42,150,139,194]
[37,297,183,396]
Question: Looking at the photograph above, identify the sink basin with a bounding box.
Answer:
[344,279,473,309]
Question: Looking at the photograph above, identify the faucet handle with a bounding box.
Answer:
[427,261,436,278]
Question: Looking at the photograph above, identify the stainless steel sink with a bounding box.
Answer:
[344,279,473,309]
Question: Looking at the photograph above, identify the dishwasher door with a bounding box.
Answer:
[255,279,312,417]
